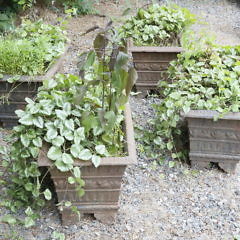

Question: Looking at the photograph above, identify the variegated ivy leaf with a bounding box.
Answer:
[95,145,108,156]
[92,155,101,167]
[78,149,92,161]
[52,136,65,147]
[47,146,62,161]
[62,153,74,165]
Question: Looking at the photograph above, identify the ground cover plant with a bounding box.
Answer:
[120,3,196,46]
[138,45,240,162]
[0,20,67,76]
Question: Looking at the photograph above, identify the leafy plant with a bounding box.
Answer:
[0,20,67,75]
[0,25,136,226]
[57,0,96,15]
[120,4,196,46]
[141,45,240,162]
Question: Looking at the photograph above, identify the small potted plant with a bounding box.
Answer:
[0,20,68,128]
[3,30,137,226]
[120,4,196,96]
[147,44,240,173]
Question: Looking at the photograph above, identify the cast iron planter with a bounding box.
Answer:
[185,110,240,173]
[127,39,183,97]
[0,46,69,128]
[38,104,137,225]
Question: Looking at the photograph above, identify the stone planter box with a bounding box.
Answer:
[0,46,69,128]
[185,110,240,173]
[127,39,183,97]
[38,103,137,225]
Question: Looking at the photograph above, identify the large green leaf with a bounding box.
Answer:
[94,34,108,59]
[126,67,137,96]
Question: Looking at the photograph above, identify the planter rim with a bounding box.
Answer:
[38,103,137,167]
[127,38,183,53]
[183,110,240,120]
[128,46,183,53]
[0,45,69,83]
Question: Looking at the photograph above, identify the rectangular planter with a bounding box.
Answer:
[38,103,137,225]
[0,46,69,129]
[127,39,183,97]
[185,110,240,173]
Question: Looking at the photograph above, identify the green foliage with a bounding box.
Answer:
[143,45,240,161]
[120,4,196,46]
[0,20,67,75]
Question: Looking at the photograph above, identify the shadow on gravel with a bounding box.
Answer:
[227,0,240,7]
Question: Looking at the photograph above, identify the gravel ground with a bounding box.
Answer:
[0,0,240,239]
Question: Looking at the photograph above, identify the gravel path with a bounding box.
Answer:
[0,0,240,239]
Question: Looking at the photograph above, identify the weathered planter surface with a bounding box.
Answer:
[38,104,137,225]
[127,39,183,97]
[185,110,240,173]
[0,46,69,129]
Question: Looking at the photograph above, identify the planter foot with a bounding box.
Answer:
[135,87,149,98]
[94,211,117,224]
[218,162,237,173]
[191,160,210,170]
[60,209,80,226]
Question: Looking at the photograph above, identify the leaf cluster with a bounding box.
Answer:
[142,45,240,161]
[0,20,67,75]
[120,4,196,46]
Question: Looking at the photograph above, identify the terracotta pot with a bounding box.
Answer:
[185,110,240,173]
[0,46,69,128]
[127,39,183,97]
[38,103,137,225]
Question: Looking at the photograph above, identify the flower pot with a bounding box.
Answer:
[0,46,69,129]
[127,39,183,97]
[185,110,240,173]
[38,103,137,225]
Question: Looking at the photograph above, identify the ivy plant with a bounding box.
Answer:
[140,45,240,162]
[0,20,67,76]
[119,4,196,47]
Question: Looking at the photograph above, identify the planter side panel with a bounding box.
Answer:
[50,164,126,224]
[131,51,180,95]
[187,117,240,172]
